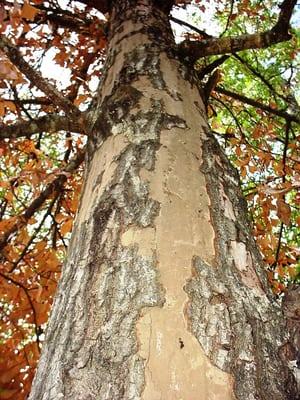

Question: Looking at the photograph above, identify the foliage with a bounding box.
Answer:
[0,0,298,398]
[207,1,300,290]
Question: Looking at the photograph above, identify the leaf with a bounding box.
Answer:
[4,191,13,203]
[35,240,47,253]
[0,364,21,384]
[235,146,242,157]
[277,197,291,225]
[69,195,79,213]
[53,51,68,67]
[35,302,49,325]
[21,3,39,20]
[0,388,19,399]
[60,218,73,235]
[19,140,39,155]
[54,213,67,224]
[0,60,20,81]
[3,101,16,112]
[0,216,17,233]
[45,250,60,271]
[35,285,43,303]
[74,94,88,107]
[248,164,257,173]
[0,101,16,116]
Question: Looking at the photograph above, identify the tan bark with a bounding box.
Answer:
[28,1,299,399]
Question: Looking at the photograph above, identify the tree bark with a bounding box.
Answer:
[29,1,299,399]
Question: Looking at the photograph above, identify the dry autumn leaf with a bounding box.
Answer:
[60,219,73,235]
[277,197,291,225]
[0,60,20,80]
[0,388,19,400]
[20,3,39,21]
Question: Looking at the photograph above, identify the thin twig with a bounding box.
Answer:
[0,34,81,119]
[220,0,235,37]
[0,147,85,252]
[215,86,300,124]
[234,54,292,106]
[170,16,213,38]
[8,196,58,273]
[0,271,41,351]
[273,121,291,268]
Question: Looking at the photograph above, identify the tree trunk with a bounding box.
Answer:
[29,1,299,399]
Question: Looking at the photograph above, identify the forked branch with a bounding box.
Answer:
[178,0,297,62]
[0,34,81,119]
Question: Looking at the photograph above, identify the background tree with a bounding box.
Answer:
[0,0,299,399]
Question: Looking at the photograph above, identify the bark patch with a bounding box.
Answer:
[184,130,299,400]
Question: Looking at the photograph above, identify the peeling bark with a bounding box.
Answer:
[29,1,299,399]
[185,131,298,398]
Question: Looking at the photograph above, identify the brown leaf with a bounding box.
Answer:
[277,197,291,225]
[35,302,49,325]
[21,3,39,21]
[0,388,19,400]
[0,60,19,81]
[0,363,22,384]
[60,218,73,235]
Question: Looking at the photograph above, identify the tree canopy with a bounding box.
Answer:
[0,0,299,398]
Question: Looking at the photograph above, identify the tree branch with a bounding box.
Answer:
[0,97,51,105]
[233,54,292,105]
[203,70,222,110]
[215,86,300,124]
[170,16,213,38]
[220,0,235,37]
[0,34,81,119]
[198,55,229,79]
[35,8,94,35]
[0,113,84,140]
[178,0,296,61]
[76,0,109,13]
